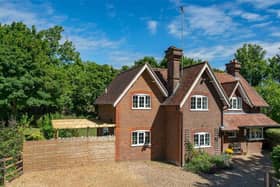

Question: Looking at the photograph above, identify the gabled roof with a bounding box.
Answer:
[221,81,238,97]
[215,72,268,107]
[163,62,230,108]
[95,64,168,106]
[223,113,278,131]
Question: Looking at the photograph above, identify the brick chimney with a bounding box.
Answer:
[226,59,241,76]
[165,46,183,94]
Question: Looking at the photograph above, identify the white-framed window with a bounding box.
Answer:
[190,95,208,111]
[132,94,151,109]
[248,127,263,140]
[194,132,211,148]
[226,131,237,138]
[131,130,151,146]
[229,97,242,110]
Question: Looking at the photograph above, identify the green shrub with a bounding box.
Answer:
[271,145,280,177]
[266,128,280,148]
[184,151,232,174]
[37,114,54,139]
[23,128,45,140]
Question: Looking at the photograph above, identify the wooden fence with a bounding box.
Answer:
[0,154,23,186]
[23,136,115,172]
[265,171,280,187]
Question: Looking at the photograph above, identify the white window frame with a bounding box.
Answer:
[227,131,237,138]
[194,132,211,148]
[132,94,151,109]
[190,95,208,111]
[248,127,264,140]
[131,130,151,146]
[229,97,242,110]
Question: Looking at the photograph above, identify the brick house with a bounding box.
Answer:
[95,46,278,166]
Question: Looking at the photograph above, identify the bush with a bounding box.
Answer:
[266,128,280,148]
[271,145,280,177]
[23,128,45,140]
[184,151,232,174]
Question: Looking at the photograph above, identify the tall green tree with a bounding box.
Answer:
[234,44,268,86]
[133,56,160,68]
[268,49,280,82]
[159,56,202,68]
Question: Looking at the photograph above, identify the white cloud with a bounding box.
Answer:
[229,9,265,21]
[238,0,280,8]
[147,20,158,34]
[271,32,280,37]
[252,21,272,28]
[167,17,185,38]
[268,9,280,17]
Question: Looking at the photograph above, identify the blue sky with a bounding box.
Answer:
[0,0,279,69]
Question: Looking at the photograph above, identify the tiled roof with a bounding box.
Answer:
[152,68,168,89]
[221,81,238,97]
[163,62,206,105]
[223,113,278,130]
[215,72,268,107]
[95,65,144,105]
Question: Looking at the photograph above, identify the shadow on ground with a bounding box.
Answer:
[193,151,272,187]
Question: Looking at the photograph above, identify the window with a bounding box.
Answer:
[194,132,210,148]
[229,97,242,110]
[248,128,263,140]
[131,130,151,146]
[132,94,151,109]
[102,127,109,136]
[190,95,208,111]
[226,131,237,138]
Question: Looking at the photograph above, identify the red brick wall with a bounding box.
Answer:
[164,106,181,165]
[182,73,223,159]
[115,70,165,161]
[98,104,115,123]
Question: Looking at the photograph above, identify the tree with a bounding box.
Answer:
[256,79,280,123]
[268,50,280,82]
[133,56,159,68]
[234,44,268,86]
[159,56,202,68]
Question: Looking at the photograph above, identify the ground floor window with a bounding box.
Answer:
[226,131,237,138]
[131,130,151,146]
[248,127,263,140]
[194,132,210,148]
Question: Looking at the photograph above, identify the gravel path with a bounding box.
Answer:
[8,153,271,187]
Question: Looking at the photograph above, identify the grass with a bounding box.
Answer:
[77,128,97,136]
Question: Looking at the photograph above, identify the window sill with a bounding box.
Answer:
[194,145,211,148]
[247,138,264,141]
[190,109,208,112]
[131,108,152,110]
[131,144,151,147]
[228,109,242,111]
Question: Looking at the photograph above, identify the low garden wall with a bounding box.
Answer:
[23,136,115,172]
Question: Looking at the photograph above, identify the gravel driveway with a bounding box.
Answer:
[8,153,271,187]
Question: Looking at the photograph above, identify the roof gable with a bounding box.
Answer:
[95,64,168,106]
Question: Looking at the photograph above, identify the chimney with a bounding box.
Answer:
[226,59,241,76]
[165,46,183,94]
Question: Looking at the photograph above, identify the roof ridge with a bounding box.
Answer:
[117,64,145,75]
[183,61,206,70]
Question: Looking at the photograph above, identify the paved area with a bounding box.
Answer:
[8,153,271,187]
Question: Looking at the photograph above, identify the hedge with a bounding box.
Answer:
[266,128,280,147]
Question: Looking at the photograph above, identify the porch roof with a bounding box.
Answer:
[223,113,279,131]
[52,119,115,129]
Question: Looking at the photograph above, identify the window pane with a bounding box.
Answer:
[202,97,208,109]
[205,133,210,146]
[237,97,242,109]
[197,97,202,109]
[132,132,137,145]
[232,99,237,109]
[145,96,151,108]
[139,132,144,144]
[191,97,196,109]
[194,134,199,146]
[199,134,205,146]
[145,131,150,144]
[133,96,138,108]
[139,96,145,107]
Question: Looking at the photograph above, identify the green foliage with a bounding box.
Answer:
[271,145,280,177]
[0,126,23,158]
[159,56,202,68]
[256,80,280,122]
[268,50,280,82]
[133,56,160,68]
[185,141,197,163]
[184,149,232,174]
[234,43,268,86]
[23,128,44,140]
[266,128,280,147]
[36,114,54,139]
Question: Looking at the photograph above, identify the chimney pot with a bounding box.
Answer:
[226,59,241,76]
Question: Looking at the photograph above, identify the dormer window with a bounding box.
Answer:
[229,97,242,110]
[132,94,151,109]
[190,95,208,111]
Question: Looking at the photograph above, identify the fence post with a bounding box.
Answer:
[265,171,269,187]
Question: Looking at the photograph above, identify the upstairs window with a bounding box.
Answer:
[131,130,151,146]
[191,95,208,111]
[132,94,151,109]
[229,97,242,110]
